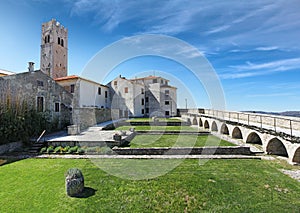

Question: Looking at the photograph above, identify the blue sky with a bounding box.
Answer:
[0,0,300,111]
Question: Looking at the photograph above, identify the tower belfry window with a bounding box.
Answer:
[61,39,64,47]
[44,35,50,43]
[58,37,61,45]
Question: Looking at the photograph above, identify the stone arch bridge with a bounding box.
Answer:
[181,109,300,165]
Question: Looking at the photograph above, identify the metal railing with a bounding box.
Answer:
[185,109,300,138]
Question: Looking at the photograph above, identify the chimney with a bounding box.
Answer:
[28,62,35,72]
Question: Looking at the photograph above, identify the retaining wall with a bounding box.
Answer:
[112,146,253,155]
[0,141,23,155]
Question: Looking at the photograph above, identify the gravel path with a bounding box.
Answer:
[281,169,300,182]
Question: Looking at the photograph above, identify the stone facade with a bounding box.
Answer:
[0,70,73,128]
[40,19,68,79]
[108,75,177,118]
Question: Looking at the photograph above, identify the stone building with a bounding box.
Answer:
[40,19,68,79]
[108,75,177,118]
[0,67,73,127]
[55,75,110,109]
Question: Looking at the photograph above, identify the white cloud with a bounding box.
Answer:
[231,58,300,71]
[254,46,278,51]
[220,58,300,79]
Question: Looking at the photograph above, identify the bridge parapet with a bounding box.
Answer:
[202,109,300,138]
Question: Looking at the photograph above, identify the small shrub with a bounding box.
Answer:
[67,146,78,154]
[40,147,47,154]
[100,146,113,155]
[46,146,54,154]
[77,148,85,154]
[54,146,62,154]
[63,146,70,153]
[86,147,97,154]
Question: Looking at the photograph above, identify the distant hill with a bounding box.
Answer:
[242,111,300,118]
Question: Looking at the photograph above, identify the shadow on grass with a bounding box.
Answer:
[72,187,97,198]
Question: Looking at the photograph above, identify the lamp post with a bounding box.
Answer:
[185,98,187,109]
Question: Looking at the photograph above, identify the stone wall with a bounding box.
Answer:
[112,146,253,155]
[0,141,23,155]
[72,108,112,130]
[0,71,73,128]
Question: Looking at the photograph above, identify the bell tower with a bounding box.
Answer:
[40,19,68,79]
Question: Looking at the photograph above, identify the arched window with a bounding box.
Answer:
[61,39,64,47]
[58,37,61,45]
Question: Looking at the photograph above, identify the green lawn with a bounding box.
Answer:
[0,158,299,212]
[127,118,182,122]
[129,134,235,147]
[116,125,198,131]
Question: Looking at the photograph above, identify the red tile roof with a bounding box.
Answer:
[54,75,79,81]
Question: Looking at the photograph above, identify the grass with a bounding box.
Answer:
[129,134,235,147]
[126,118,182,122]
[0,158,299,212]
[116,125,198,131]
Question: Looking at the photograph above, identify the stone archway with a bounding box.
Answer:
[266,138,288,157]
[220,123,229,135]
[292,147,300,163]
[192,117,198,125]
[246,132,262,145]
[211,121,218,132]
[199,118,203,127]
[232,127,243,139]
[204,120,209,129]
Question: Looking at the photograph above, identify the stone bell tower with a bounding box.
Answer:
[40,19,68,79]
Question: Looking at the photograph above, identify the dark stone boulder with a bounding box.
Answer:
[65,168,84,197]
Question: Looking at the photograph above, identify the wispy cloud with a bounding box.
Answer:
[247,93,293,98]
[220,58,300,79]
[231,58,300,71]
[254,46,279,51]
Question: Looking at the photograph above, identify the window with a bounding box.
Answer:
[70,84,75,93]
[44,35,50,43]
[124,87,128,93]
[58,37,61,45]
[146,108,149,113]
[165,101,170,105]
[165,90,170,98]
[61,39,64,47]
[55,103,60,112]
[145,97,149,103]
[141,109,144,114]
[114,81,117,86]
[153,79,157,83]
[105,91,108,98]
[141,88,144,94]
[37,80,44,87]
[37,97,44,112]
[161,79,164,84]
[98,87,101,95]
[141,98,144,105]
[165,111,170,116]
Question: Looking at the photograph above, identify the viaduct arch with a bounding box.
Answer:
[183,111,300,164]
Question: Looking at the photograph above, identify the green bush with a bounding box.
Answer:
[46,146,54,154]
[63,146,70,153]
[53,146,62,154]
[77,148,85,154]
[0,97,65,145]
[67,146,78,154]
[40,147,47,154]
